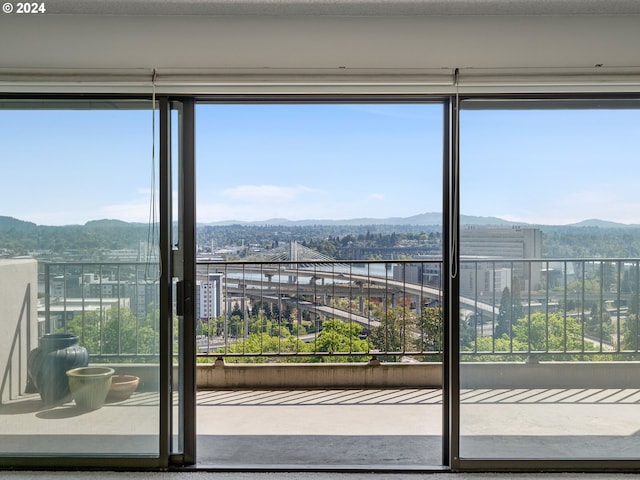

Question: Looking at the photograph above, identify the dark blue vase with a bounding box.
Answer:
[28,333,89,405]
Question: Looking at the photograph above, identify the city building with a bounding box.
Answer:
[459,227,543,296]
[196,273,223,321]
[49,271,159,320]
[460,227,542,260]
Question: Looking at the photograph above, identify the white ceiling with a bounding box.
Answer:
[34,0,640,16]
[1,0,639,93]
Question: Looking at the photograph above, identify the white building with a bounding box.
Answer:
[460,262,512,298]
[460,227,543,296]
[196,273,223,321]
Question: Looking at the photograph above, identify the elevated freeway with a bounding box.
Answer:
[200,263,499,319]
[241,293,381,330]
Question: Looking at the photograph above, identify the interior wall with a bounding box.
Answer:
[1,12,639,94]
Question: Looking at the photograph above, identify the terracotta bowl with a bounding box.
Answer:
[107,374,140,401]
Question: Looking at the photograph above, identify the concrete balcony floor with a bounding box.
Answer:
[2,388,640,471]
[196,388,442,468]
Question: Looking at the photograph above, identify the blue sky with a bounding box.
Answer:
[1,108,155,225]
[461,108,640,225]
[195,104,442,223]
[1,103,639,226]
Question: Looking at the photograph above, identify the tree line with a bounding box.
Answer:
[465,281,640,360]
[197,298,444,363]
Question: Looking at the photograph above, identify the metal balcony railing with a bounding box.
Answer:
[459,258,640,358]
[196,260,444,361]
[42,262,160,360]
[41,258,640,361]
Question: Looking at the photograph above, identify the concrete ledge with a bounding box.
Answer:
[96,362,444,390]
[99,361,640,391]
[196,359,443,389]
[460,361,640,389]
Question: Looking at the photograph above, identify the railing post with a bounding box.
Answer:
[563,260,568,354]
[44,263,50,335]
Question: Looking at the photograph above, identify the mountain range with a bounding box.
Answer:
[1,214,639,230]
[199,214,640,229]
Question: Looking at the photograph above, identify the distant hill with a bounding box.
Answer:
[2,213,639,231]
[84,219,150,231]
[568,219,638,228]
[201,212,523,227]
[461,215,525,226]
[0,216,152,258]
[4,214,640,259]
[84,219,139,228]
[0,216,37,232]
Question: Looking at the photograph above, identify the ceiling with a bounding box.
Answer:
[34,0,640,16]
[1,0,639,93]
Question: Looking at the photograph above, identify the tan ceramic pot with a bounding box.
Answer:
[66,366,114,410]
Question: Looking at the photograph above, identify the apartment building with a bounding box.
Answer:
[460,227,543,296]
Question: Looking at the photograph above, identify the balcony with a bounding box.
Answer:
[2,258,640,465]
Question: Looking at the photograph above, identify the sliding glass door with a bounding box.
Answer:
[0,100,164,467]
[458,99,640,467]
[193,101,446,469]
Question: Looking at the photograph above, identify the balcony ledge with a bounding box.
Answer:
[98,360,640,391]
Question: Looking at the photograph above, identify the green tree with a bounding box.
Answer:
[460,312,477,350]
[472,334,514,355]
[249,315,290,337]
[415,307,443,352]
[622,314,640,351]
[251,301,273,319]
[63,306,158,356]
[512,312,587,352]
[222,332,310,363]
[313,319,370,362]
[228,314,244,338]
[494,287,513,339]
[369,305,417,355]
[196,319,212,337]
[586,302,613,342]
[511,277,524,321]
[231,302,244,319]
[471,311,594,357]
[601,261,616,292]
[494,283,524,339]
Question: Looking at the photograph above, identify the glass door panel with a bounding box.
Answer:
[459,100,640,461]
[194,102,444,468]
[0,100,161,463]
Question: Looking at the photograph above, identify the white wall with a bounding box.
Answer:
[0,259,38,404]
